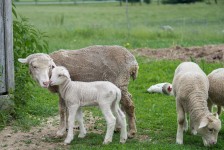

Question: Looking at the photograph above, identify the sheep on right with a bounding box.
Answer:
[208,68,224,115]
[172,62,221,146]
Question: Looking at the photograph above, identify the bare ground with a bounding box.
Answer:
[134,44,224,62]
[0,111,104,150]
[3,44,221,150]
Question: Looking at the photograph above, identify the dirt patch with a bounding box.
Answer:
[0,111,103,150]
[134,44,224,62]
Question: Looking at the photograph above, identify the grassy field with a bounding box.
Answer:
[9,2,224,150]
[15,2,224,51]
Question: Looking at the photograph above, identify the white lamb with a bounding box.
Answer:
[49,66,127,145]
[172,62,221,146]
[208,68,224,115]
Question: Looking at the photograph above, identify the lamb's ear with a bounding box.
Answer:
[62,71,70,79]
[18,58,28,64]
[198,118,209,129]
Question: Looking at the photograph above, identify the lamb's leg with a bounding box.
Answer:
[100,104,116,144]
[75,108,87,138]
[64,105,79,145]
[56,96,67,137]
[120,89,137,138]
[176,101,185,145]
[112,103,127,144]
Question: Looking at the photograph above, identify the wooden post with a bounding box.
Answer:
[0,0,14,111]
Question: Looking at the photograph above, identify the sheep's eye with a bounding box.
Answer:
[33,66,37,69]
[58,74,62,77]
[208,128,213,132]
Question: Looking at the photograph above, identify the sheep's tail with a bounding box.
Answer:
[130,64,139,80]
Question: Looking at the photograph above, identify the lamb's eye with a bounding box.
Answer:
[58,74,62,77]
[33,66,37,69]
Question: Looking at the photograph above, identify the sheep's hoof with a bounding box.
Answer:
[176,139,183,145]
[120,138,127,144]
[78,133,86,138]
[103,139,112,145]
[128,130,136,139]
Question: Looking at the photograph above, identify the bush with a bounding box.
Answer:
[162,0,204,4]
[0,4,49,128]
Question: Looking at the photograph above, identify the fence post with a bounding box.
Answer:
[0,0,14,111]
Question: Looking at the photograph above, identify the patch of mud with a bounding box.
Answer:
[0,110,103,150]
[134,44,224,62]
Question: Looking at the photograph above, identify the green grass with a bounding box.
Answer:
[15,2,224,51]
[8,2,224,149]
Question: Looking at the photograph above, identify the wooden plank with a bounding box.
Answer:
[0,0,6,94]
[4,0,14,92]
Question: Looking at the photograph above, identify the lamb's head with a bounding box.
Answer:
[18,53,56,88]
[50,66,70,86]
[197,113,221,146]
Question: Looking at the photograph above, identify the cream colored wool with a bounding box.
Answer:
[18,45,138,138]
[172,62,221,147]
[208,68,224,115]
[50,66,127,144]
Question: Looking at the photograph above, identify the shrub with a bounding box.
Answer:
[0,4,50,129]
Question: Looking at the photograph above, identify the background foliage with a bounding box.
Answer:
[0,4,52,129]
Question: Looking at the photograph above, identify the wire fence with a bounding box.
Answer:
[14,0,119,5]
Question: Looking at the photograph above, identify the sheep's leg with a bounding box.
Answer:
[190,118,197,135]
[176,101,185,145]
[120,89,137,138]
[75,108,87,138]
[112,102,127,144]
[217,105,222,116]
[57,96,67,137]
[183,113,188,132]
[100,104,116,144]
[207,98,213,113]
[64,105,79,145]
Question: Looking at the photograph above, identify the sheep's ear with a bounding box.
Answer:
[18,58,28,64]
[198,118,209,129]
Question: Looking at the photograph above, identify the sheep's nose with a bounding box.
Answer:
[210,141,216,145]
[43,81,49,86]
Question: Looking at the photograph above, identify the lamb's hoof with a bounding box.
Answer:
[56,131,64,137]
[120,138,127,144]
[64,137,73,145]
[103,139,112,145]
[128,130,136,139]
[78,133,86,138]
[176,139,183,145]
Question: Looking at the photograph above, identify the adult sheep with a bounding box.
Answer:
[207,68,224,115]
[18,45,138,138]
[172,62,221,146]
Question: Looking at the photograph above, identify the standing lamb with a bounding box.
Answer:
[172,62,221,146]
[50,66,127,144]
[208,68,224,115]
[18,45,138,138]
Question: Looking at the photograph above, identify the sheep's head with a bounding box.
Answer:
[18,53,56,88]
[197,113,221,146]
[50,66,70,86]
